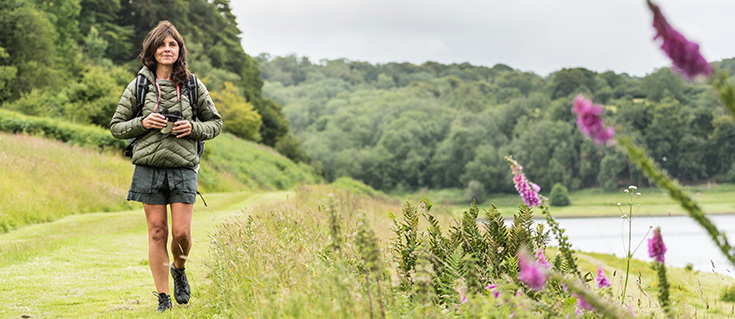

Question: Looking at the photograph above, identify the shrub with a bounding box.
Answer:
[549,183,571,207]
[721,285,735,302]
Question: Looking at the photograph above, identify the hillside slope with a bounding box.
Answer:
[0,132,321,232]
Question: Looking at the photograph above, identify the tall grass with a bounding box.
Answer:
[0,130,323,232]
[204,185,735,318]
[0,133,134,232]
[204,185,415,318]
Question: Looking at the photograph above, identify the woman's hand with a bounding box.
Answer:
[143,113,167,129]
[173,120,192,138]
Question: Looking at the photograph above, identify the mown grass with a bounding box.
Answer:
[399,185,735,218]
[0,191,289,318]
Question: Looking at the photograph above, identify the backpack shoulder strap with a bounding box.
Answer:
[187,73,199,121]
[134,74,149,117]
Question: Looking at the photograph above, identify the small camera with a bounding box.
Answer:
[159,109,182,134]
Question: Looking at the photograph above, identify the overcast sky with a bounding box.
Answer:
[228,0,735,77]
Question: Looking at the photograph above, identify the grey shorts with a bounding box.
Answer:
[127,165,198,205]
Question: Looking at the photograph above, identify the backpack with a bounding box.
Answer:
[123,73,203,158]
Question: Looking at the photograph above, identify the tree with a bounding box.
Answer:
[0,0,58,101]
[209,82,262,141]
[549,68,597,99]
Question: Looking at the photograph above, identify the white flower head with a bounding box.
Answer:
[617,203,622,206]
[628,185,638,190]
[624,189,629,193]
[636,192,641,196]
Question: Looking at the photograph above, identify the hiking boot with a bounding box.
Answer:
[170,263,190,304]
[154,292,171,312]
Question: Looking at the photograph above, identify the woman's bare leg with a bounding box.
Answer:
[170,202,193,268]
[144,204,169,294]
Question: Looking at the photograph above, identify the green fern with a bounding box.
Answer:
[437,246,463,304]
[483,204,510,277]
[412,247,437,307]
[390,201,421,289]
[509,205,535,256]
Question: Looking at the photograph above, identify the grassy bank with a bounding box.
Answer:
[0,133,135,232]
[398,185,735,218]
[0,131,321,232]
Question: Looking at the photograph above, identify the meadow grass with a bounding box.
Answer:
[205,186,735,318]
[0,133,135,232]
[2,185,734,317]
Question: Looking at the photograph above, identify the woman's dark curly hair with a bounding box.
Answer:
[140,21,189,87]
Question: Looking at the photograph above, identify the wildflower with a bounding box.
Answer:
[628,185,637,190]
[485,284,501,298]
[648,227,667,263]
[647,0,712,80]
[596,265,611,289]
[510,162,542,207]
[535,250,551,269]
[518,249,547,291]
[573,292,595,311]
[572,95,615,145]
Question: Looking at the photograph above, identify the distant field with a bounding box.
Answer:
[395,184,735,218]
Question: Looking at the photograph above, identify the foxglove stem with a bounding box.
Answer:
[506,156,582,279]
[617,136,735,267]
[652,262,673,318]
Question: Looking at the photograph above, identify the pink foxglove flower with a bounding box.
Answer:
[648,227,667,263]
[596,265,611,289]
[572,95,614,145]
[511,162,542,207]
[518,249,547,291]
[535,250,551,269]
[573,292,595,311]
[485,284,501,298]
[648,1,712,80]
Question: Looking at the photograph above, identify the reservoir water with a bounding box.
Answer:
[545,214,735,274]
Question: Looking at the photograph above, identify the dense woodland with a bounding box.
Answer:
[0,0,307,161]
[259,55,735,194]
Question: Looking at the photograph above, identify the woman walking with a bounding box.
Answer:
[110,21,222,312]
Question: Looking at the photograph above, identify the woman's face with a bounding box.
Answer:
[154,35,179,67]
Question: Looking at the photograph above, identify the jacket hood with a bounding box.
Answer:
[137,66,156,84]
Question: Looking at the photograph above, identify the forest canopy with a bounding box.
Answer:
[259,54,735,193]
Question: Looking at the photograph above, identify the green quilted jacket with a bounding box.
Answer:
[109,66,222,168]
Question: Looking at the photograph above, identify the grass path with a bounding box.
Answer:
[0,191,290,318]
